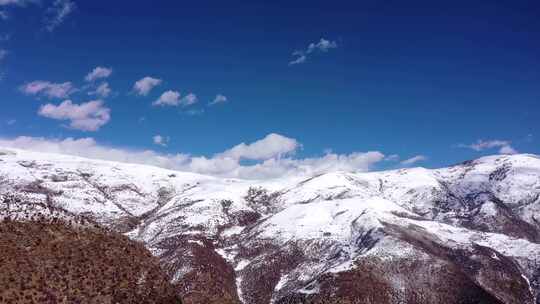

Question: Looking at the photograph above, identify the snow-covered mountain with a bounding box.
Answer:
[1,147,539,304]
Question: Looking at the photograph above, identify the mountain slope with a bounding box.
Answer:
[0,202,182,304]
[1,148,539,304]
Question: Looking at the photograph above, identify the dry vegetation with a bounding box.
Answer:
[0,217,182,304]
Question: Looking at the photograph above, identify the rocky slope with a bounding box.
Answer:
[0,147,539,304]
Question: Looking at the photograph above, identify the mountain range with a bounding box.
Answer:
[1,147,539,304]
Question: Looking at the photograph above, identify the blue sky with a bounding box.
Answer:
[0,0,538,178]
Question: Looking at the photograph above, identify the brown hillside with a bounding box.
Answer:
[0,218,182,304]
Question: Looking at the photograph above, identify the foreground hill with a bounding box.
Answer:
[0,202,182,303]
[1,147,539,303]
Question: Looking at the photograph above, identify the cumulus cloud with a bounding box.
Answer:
[153,90,181,106]
[44,0,76,32]
[38,99,111,131]
[153,135,169,147]
[153,91,197,107]
[85,66,112,82]
[181,93,198,106]
[289,38,338,66]
[400,155,427,166]
[88,82,111,98]
[0,133,386,179]
[219,133,299,160]
[133,76,162,96]
[20,80,75,99]
[458,139,518,155]
[0,11,7,19]
[209,94,228,105]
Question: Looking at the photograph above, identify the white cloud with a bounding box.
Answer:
[289,38,338,66]
[499,145,518,155]
[218,133,299,160]
[0,133,387,179]
[20,80,75,99]
[0,0,38,20]
[153,91,197,107]
[89,82,111,98]
[247,151,384,178]
[153,135,169,147]
[385,154,400,162]
[209,94,228,105]
[0,136,191,169]
[133,76,162,96]
[289,52,306,65]
[458,139,518,155]
[0,0,36,6]
[44,0,76,32]
[38,99,111,131]
[463,139,510,151]
[6,119,16,125]
[85,66,112,82]
[181,93,198,106]
[400,155,427,166]
[153,90,181,106]
[307,38,338,53]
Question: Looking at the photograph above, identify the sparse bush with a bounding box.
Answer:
[220,199,233,214]
[244,187,281,213]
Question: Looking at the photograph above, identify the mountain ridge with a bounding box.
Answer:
[1,147,539,304]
